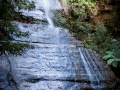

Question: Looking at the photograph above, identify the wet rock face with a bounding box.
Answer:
[0,56,14,90]
[0,24,115,90]
[0,48,112,90]
[0,57,9,89]
[0,0,115,90]
[18,0,62,20]
[14,22,83,45]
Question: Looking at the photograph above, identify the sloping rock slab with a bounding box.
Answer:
[0,43,115,90]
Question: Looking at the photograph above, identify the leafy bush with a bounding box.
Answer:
[54,10,68,28]
[103,51,120,67]
[55,0,120,68]
[0,0,35,55]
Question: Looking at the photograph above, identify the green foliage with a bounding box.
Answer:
[102,51,115,60]
[54,0,120,69]
[55,0,97,35]
[25,78,40,83]
[0,0,35,55]
[69,0,96,9]
[0,42,34,55]
[11,0,35,10]
[57,0,120,86]
[54,10,68,28]
[103,51,120,67]
[17,1,35,10]
[110,39,120,57]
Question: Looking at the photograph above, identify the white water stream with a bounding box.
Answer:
[78,47,105,89]
[78,48,96,88]
[43,0,54,27]
[42,0,105,89]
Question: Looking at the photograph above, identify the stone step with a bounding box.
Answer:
[18,80,113,90]
[12,68,111,81]
[0,42,115,89]
[9,43,114,84]
[13,22,84,46]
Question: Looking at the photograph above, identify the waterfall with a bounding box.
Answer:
[43,0,54,27]
[2,0,114,90]
[78,48,95,88]
[41,0,106,89]
[78,47,105,89]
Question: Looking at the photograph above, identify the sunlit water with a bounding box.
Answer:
[35,0,105,89]
[43,0,54,27]
[78,47,105,89]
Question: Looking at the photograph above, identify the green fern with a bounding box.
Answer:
[102,51,115,60]
[103,51,120,67]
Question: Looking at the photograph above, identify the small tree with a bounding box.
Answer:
[0,0,35,55]
[0,1,35,89]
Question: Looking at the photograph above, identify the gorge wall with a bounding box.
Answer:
[0,0,115,90]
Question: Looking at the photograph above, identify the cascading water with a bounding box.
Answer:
[78,47,105,89]
[25,0,113,89]
[78,48,95,87]
[43,0,54,27]
[42,0,61,44]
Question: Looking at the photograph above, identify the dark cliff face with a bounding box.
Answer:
[89,1,113,24]
[92,1,120,81]
[89,0,120,28]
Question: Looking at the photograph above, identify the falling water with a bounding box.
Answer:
[78,47,105,89]
[43,0,104,89]
[43,0,54,27]
[42,0,61,44]
[78,48,95,89]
